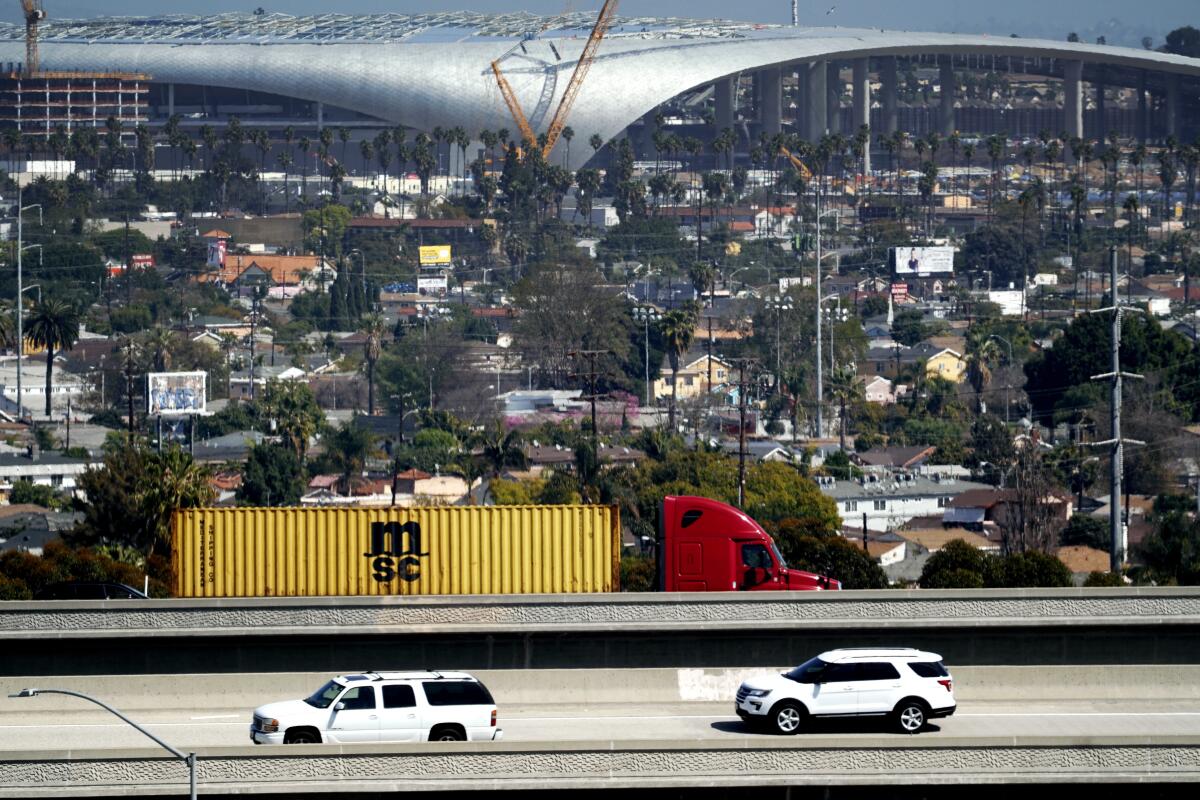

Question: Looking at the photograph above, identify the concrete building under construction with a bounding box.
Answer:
[0,68,150,138]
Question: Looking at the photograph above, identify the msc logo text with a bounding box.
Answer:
[364,521,429,583]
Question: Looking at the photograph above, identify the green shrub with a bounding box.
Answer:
[620,554,656,592]
[1083,571,1125,587]
[0,574,32,600]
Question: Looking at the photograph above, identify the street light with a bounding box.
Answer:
[16,238,43,422]
[820,292,845,370]
[989,333,1014,426]
[632,305,661,407]
[813,205,839,439]
[9,687,197,800]
[764,294,794,388]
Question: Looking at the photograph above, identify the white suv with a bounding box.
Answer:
[250,671,503,744]
[735,648,956,734]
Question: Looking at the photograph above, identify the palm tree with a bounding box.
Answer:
[589,133,603,156]
[142,327,177,372]
[0,301,14,352]
[826,364,862,451]
[276,151,293,213]
[964,336,1000,413]
[298,136,312,200]
[1123,193,1141,275]
[561,125,575,167]
[326,422,379,496]
[338,126,350,166]
[658,307,696,430]
[26,298,81,418]
[141,445,216,557]
[360,312,388,415]
[477,421,527,478]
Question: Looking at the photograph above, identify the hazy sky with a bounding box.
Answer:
[3,1,1194,47]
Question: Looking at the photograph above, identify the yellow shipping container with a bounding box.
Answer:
[172,505,620,598]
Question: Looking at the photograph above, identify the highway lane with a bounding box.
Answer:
[3,701,1200,751]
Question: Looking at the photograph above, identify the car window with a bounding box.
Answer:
[421,681,494,706]
[784,657,828,684]
[105,585,141,599]
[75,584,107,600]
[857,662,901,681]
[383,684,416,708]
[741,544,772,569]
[908,661,949,678]
[303,680,345,709]
[821,663,859,683]
[338,686,376,711]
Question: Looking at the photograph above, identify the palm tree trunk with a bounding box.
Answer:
[44,346,55,418]
[669,366,679,429]
[367,359,375,416]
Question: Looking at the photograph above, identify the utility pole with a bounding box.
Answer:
[123,214,132,306]
[570,350,608,447]
[248,290,259,401]
[730,358,758,508]
[1090,245,1144,573]
[124,340,137,436]
[815,192,825,439]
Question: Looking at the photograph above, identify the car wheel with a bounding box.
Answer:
[285,730,319,744]
[430,726,465,742]
[894,700,928,734]
[769,701,806,735]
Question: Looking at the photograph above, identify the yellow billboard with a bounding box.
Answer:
[419,244,452,265]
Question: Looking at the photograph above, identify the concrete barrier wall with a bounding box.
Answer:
[6,666,1200,714]
[5,587,1200,638]
[6,588,1200,675]
[4,736,1200,795]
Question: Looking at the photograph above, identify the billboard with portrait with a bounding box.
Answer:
[417,277,448,295]
[891,246,954,276]
[148,371,207,416]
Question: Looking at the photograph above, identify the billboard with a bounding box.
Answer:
[206,239,227,269]
[891,246,954,276]
[148,371,207,416]
[417,277,448,295]
[419,244,452,266]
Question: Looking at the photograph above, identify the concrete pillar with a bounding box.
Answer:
[1166,72,1181,141]
[168,83,175,118]
[317,101,324,131]
[880,56,898,135]
[1093,70,1106,139]
[826,61,841,134]
[760,67,782,136]
[804,60,828,142]
[1137,71,1148,143]
[938,58,956,136]
[852,58,871,175]
[1063,59,1083,141]
[714,77,735,132]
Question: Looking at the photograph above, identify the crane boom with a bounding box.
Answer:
[20,0,46,76]
[491,59,539,152]
[541,0,619,159]
[780,145,813,181]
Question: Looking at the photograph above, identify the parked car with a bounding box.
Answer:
[250,671,502,744]
[33,582,148,600]
[734,648,956,734]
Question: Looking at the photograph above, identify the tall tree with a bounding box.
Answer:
[658,306,697,430]
[360,312,388,416]
[26,298,81,417]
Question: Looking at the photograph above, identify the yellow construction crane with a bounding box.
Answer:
[492,0,619,161]
[779,145,813,182]
[20,0,46,76]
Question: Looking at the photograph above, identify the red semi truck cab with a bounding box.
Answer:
[659,495,840,591]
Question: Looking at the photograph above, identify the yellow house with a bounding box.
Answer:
[653,354,732,401]
[924,348,966,383]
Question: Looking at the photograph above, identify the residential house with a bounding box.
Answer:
[943,488,1073,540]
[860,375,906,405]
[819,473,994,532]
[198,253,336,298]
[229,365,307,400]
[852,445,937,472]
[897,526,1000,554]
[0,505,82,555]
[652,353,732,402]
[1055,545,1111,583]
[0,448,93,496]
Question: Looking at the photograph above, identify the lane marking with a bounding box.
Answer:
[958,712,1200,718]
[191,714,241,720]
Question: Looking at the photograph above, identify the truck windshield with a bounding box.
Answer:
[303,680,345,709]
[770,541,787,568]
[785,657,829,684]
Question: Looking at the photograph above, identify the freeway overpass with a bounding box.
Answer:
[3,588,1200,795]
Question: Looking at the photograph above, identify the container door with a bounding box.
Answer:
[378,684,423,742]
[327,686,380,743]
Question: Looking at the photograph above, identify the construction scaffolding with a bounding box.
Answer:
[0,69,150,137]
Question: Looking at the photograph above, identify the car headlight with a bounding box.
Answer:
[744,689,770,698]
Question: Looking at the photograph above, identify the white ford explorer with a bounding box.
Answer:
[735,648,956,734]
[250,671,503,744]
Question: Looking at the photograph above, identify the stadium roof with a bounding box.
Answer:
[1,12,1197,170]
